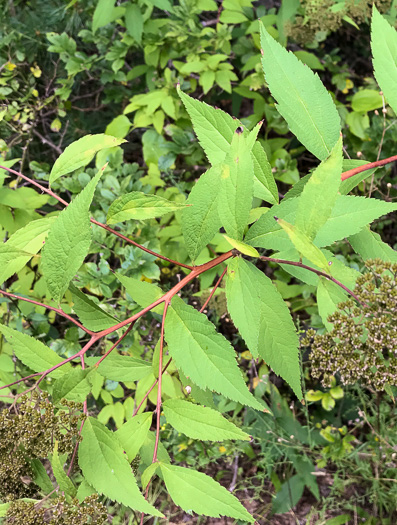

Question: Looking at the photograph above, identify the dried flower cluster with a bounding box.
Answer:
[303,259,397,390]
[0,391,84,500]
[5,495,107,524]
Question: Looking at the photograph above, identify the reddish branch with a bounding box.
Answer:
[340,154,397,181]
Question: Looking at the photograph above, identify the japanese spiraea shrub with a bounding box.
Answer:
[1,5,397,523]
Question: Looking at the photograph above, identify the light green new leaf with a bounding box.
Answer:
[79,417,163,516]
[295,137,342,240]
[317,278,347,331]
[178,87,277,204]
[0,216,57,285]
[0,325,70,379]
[92,0,125,33]
[276,218,330,271]
[159,463,254,522]
[50,134,124,184]
[163,399,250,441]
[115,272,164,314]
[226,258,302,399]
[260,24,340,160]
[95,354,152,382]
[218,130,255,240]
[141,463,159,491]
[164,296,266,412]
[314,196,397,247]
[371,6,397,115]
[52,367,93,403]
[51,441,76,497]
[116,412,153,461]
[223,236,259,257]
[70,283,118,331]
[42,168,104,303]
[182,166,222,263]
[107,192,186,224]
[349,226,397,262]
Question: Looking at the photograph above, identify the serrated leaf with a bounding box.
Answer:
[107,192,186,224]
[219,130,255,240]
[314,196,397,247]
[164,296,266,412]
[371,6,397,115]
[182,166,222,263]
[51,441,77,496]
[0,217,57,285]
[223,236,259,257]
[79,417,162,516]
[295,137,342,240]
[349,226,397,262]
[52,367,93,403]
[177,87,277,204]
[159,463,254,522]
[163,399,250,441]
[69,283,118,331]
[42,168,104,303]
[260,24,340,160]
[317,277,347,331]
[116,412,153,461]
[276,218,330,271]
[50,134,124,184]
[225,258,302,399]
[0,325,70,379]
[115,272,164,314]
[95,354,152,382]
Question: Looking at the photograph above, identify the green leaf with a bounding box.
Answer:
[164,296,266,412]
[272,475,305,514]
[125,2,143,43]
[69,283,118,331]
[371,6,397,115]
[107,191,186,224]
[115,272,164,314]
[351,89,383,112]
[0,187,49,209]
[294,50,325,70]
[340,160,377,195]
[79,417,163,516]
[115,412,153,461]
[30,459,54,493]
[260,24,340,160]
[346,111,370,140]
[0,216,57,285]
[42,168,104,303]
[276,217,330,271]
[349,226,397,262]
[317,277,347,330]
[218,130,255,240]
[52,367,93,403]
[314,196,397,247]
[0,325,70,379]
[49,134,124,184]
[105,115,131,139]
[92,0,125,33]
[159,463,254,522]
[225,258,302,399]
[182,166,222,263]
[51,441,77,496]
[223,236,259,257]
[95,354,152,382]
[295,137,342,240]
[163,399,250,441]
[251,141,279,204]
[141,463,159,490]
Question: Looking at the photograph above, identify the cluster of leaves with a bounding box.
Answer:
[1,1,397,523]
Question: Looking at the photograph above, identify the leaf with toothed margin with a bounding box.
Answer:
[164,296,269,412]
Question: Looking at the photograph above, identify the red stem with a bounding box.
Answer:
[0,290,93,334]
[94,320,136,367]
[0,165,193,270]
[340,154,397,181]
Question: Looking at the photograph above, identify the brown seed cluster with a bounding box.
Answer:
[0,391,85,500]
[303,259,397,391]
[5,495,108,524]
